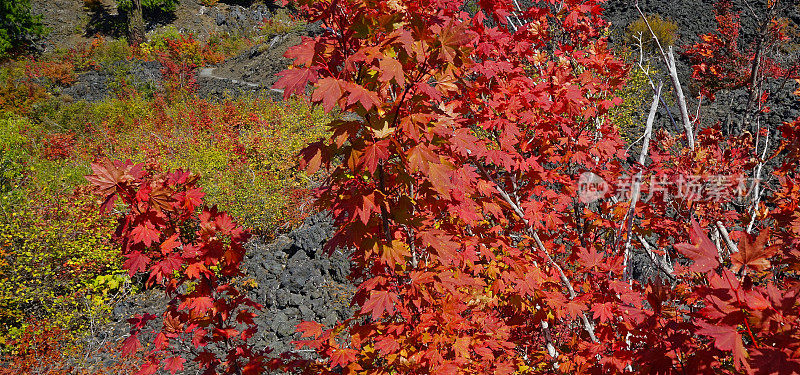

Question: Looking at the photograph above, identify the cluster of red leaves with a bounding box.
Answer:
[268,0,800,373]
[42,132,77,161]
[0,320,143,375]
[85,160,276,375]
[0,37,109,115]
[79,0,800,374]
[23,57,77,87]
[682,0,797,100]
[18,37,107,89]
[0,322,74,375]
[141,33,225,95]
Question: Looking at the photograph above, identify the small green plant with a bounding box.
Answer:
[258,9,307,37]
[609,49,660,142]
[0,114,31,193]
[116,0,179,14]
[625,14,678,53]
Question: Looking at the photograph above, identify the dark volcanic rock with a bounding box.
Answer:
[85,212,352,373]
[61,60,162,102]
[603,0,718,44]
[240,212,354,355]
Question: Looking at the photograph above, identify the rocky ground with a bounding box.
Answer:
[195,29,316,100]
[240,212,353,355]
[605,0,800,132]
[80,213,352,373]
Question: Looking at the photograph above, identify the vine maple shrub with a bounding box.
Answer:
[86,160,273,375]
[682,0,799,104]
[86,0,800,374]
[272,0,800,373]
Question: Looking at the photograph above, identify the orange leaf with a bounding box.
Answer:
[379,240,410,268]
[731,229,777,273]
[361,290,398,321]
[312,77,344,112]
[696,321,748,370]
[296,321,324,338]
[379,57,405,86]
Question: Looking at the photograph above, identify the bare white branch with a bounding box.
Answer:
[622,82,663,280]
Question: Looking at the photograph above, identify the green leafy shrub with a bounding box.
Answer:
[0,114,30,193]
[0,25,328,366]
[0,113,124,352]
[138,27,224,67]
[44,92,329,233]
[93,38,134,67]
[207,31,254,58]
[625,14,678,53]
[258,9,307,37]
[0,0,46,59]
[0,63,51,116]
[609,50,660,142]
[0,37,114,116]
[116,0,180,14]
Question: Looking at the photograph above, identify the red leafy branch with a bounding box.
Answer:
[86,160,278,375]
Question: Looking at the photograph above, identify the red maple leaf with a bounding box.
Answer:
[186,262,209,279]
[674,220,720,273]
[591,302,615,323]
[135,361,159,375]
[731,228,777,273]
[438,19,473,62]
[345,83,381,111]
[181,187,205,212]
[131,221,161,247]
[121,334,141,357]
[154,332,169,350]
[160,234,180,255]
[299,141,325,174]
[156,254,183,275]
[86,159,143,212]
[427,161,455,196]
[578,247,604,270]
[330,348,358,368]
[563,300,587,320]
[421,230,460,264]
[273,67,318,99]
[375,336,401,355]
[284,37,318,67]
[380,240,410,268]
[124,251,151,277]
[185,296,214,315]
[296,321,324,338]
[312,77,344,112]
[363,140,390,173]
[361,290,398,321]
[379,57,405,85]
[163,356,186,374]
[696,320,748,370]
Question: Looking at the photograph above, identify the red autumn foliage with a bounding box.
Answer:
[682,0,799,100]
[85,0,800,374]
[0,320,144,375]
[85,159,277,375]
[274,0,800,373]
[42,132,76,161]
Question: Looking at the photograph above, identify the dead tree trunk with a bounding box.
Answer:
[128,0,146,46]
